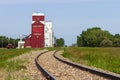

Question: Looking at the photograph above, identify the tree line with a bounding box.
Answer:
[0,36,65,48]
[77,27,120,47]
[0,36,19,48]
[1,27,119,48]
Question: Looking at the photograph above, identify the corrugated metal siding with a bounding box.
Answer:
[24,13,45,48]
[32,16,44,21]
[24,35,31,48]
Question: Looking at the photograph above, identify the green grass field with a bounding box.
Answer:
[62,47,120,74]
[0,48,38,79]
[0,48,33,70]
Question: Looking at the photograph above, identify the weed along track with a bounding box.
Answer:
[36,50,113,80]
[0,49,47,80]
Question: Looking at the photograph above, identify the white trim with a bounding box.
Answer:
[32,13,44,16]
[40,21,45,24]
[32,21,35,24]
[32,21,44,24]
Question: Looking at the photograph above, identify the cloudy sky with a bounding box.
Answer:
[0,0,120,46]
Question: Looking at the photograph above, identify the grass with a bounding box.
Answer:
[5,75,30,80]
[0,48,32,61]
[0,48,33,69]
[62,47,120,74]
[0,48,39,80]
[5,59,27,72]
[4,60,29,80]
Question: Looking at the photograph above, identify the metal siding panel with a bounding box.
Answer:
[32,27,43,33]
[25,13,45,48]
[31,35,44,48]
[31,27,44,48]
[24,35,31,48]
[32,16,44,21]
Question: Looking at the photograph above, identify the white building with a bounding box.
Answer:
[18,34,25,48]
[44,21,54,47]
[18,40,25,48]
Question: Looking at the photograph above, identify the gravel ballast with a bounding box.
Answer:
[38,51,109,80]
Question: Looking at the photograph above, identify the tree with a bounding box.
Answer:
[0,36,19,48]
[77,27,113,47]
[114,34,120,38]
[112,34,120,47]
[56,38,65,47]
[77,36,82,47]
[0,36,8,48]
[113,38,120,47]
[100,39,113,47]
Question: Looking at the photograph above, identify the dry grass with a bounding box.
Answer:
[0,48,34,80]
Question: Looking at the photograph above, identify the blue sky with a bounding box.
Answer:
[0,0,120,46]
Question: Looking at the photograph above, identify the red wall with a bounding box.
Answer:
[24,35,31,48]
[31,25,44,48]
[32,25,43,33]
[25,14,45,48]
[31,16,44,48]
[32,16,44,21]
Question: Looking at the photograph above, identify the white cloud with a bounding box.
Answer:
[0,0,98,5]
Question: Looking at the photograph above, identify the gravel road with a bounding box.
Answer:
[38,51,109,80]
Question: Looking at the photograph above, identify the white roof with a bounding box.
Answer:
[32,13,44,16]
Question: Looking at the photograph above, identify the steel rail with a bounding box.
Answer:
[53,50,120,80]
[35,51,56,80]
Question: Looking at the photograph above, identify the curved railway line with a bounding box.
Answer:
[35,50,120,80]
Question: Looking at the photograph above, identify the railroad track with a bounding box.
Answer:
[35,50,120,80]
[35,51,56,80]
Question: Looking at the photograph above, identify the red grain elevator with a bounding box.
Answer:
[24,13,45,48]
